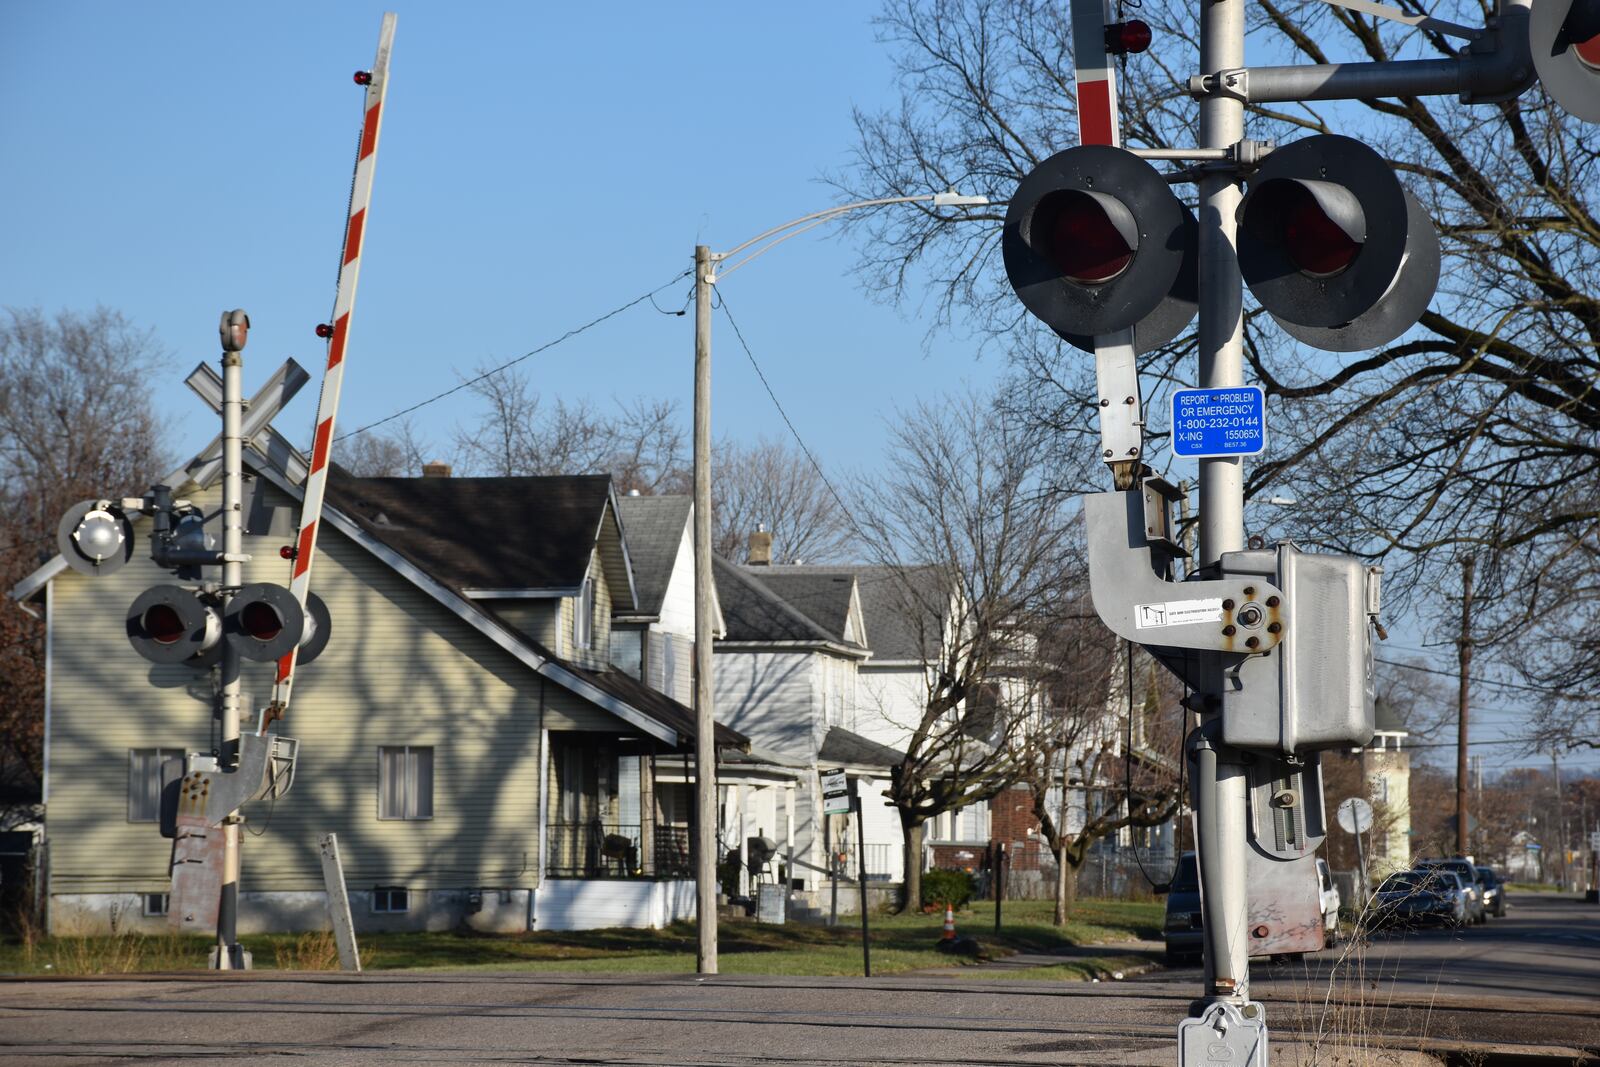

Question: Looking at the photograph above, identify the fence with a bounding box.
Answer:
[959,845,1177,901]
[545,821,692,879]
[836,842,896,883]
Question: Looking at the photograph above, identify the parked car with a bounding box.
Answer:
[1371,869,1469,927]
[1163,852,1340,962]
[1315,857,1341,945]
[1162,852,1204,965]
[1475,865,1507,917]
[1414,858,1488,924]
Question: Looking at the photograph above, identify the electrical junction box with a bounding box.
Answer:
[1219,544,1380,753]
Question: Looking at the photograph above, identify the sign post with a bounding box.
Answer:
[1336,797,1375,899]
[855,788,871,978]
[822,769,850,928]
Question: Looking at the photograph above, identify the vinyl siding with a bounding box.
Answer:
[711,650,819,762]
[45,478,645,907]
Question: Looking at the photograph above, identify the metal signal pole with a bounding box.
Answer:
[1194,0,1252,1006]
[217,309,249,970]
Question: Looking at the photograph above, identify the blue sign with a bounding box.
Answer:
[1171,386,1267,459]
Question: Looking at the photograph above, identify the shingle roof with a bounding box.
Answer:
[615,495,691,617]
[1373,696,1408,734]
[327,468,631,607]
[714,556,837,644]
[737,568,860,646]
[818,726,906,768]
[736,563,945,661]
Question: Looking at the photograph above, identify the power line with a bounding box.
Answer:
[1376,656,1595,702]
[714,290,862,538]
[335,269,692,443]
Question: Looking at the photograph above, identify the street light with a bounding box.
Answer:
[689,189,988,975]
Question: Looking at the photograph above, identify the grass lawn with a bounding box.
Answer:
[0,898,1162,978]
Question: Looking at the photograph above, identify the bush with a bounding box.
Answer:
[922,868,976,910]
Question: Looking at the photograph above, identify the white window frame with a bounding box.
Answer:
[127,748,182,823]
[378,746,434,821]
[574,573,595,650]
[143,893,169,917]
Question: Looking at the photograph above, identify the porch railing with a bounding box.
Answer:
[546,821,692,879]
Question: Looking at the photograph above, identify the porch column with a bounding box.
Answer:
[639,748,656,875]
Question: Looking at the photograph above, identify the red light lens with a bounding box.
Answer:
[354,70,373,85]
[1280,185,1361,277]
[1106,20,1153,55]
[1034,190,1134,285]
[144,604,187,645]
[240,601,283,642]
[279,545,297,560]
[315,323,334,338]
[1576,30,1600,70]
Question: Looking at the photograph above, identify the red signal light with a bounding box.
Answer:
[315,323,334,339]
[1105,19,1153,55]
[1033,190,1136,285]
[143,604,187,645]
[240,601,284,642]
[354,70,373,86]
[1577,29,1600,69]
[1278,186,1362,278]
[279,545,298,560]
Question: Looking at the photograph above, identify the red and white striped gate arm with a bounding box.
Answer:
[1070,0,1122,148]
[270,12,396,722]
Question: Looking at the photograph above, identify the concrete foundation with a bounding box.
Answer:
[49,881,697,936]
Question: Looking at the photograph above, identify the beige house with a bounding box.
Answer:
[14,457,745,936]
[1361,697,1412,880]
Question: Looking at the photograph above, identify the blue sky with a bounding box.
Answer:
[1,2,993,477]
[4,3,1581,773]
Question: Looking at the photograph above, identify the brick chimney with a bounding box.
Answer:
[747,523,772,566]
[422,460,452,478]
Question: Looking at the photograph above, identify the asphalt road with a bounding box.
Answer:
[1156,890,1600,1002]
[0,893,1593,1066]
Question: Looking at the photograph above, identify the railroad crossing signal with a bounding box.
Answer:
[1002,145,1198,353]
[1531,0,1600,122]
[1238,135,1441,352]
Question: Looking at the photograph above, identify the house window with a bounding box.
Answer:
[378,746,434,820]
[143,893,169,917]
[574,574,595,650]
[128,749,182,823]
[372,886,409,913]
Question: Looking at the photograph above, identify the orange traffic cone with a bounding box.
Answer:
[942,903,957,940]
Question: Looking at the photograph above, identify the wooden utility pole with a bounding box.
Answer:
[691,243,718,974]
[1455,557,1474,857]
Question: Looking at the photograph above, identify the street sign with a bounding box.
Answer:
[1589,830,1600,851]
[1335,796,1374,835]
[820,768,851,815]
[1171,386,1267,458]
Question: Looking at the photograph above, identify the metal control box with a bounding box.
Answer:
[1219,544,1379,752]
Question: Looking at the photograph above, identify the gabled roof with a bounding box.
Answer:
[737,568,861,647]
[1373,696,1408,735]
[10,454,746,752]
[614,494,692,617]
[327,468,636,611]
[818,726,906,769]
[734,563,945,663]
[713,557,865,655]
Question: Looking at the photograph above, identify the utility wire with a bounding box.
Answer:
[335,270,692,443]
[1376,656,1595,702]
[714,291,862,539]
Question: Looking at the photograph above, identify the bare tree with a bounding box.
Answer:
[340,417,431,478]
[1009,578,1185,922]
[837,0,1600,753]
[452,365,688,493]
[0,307,170,820]
[712,437,853,564]
[855,387,1076,911]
